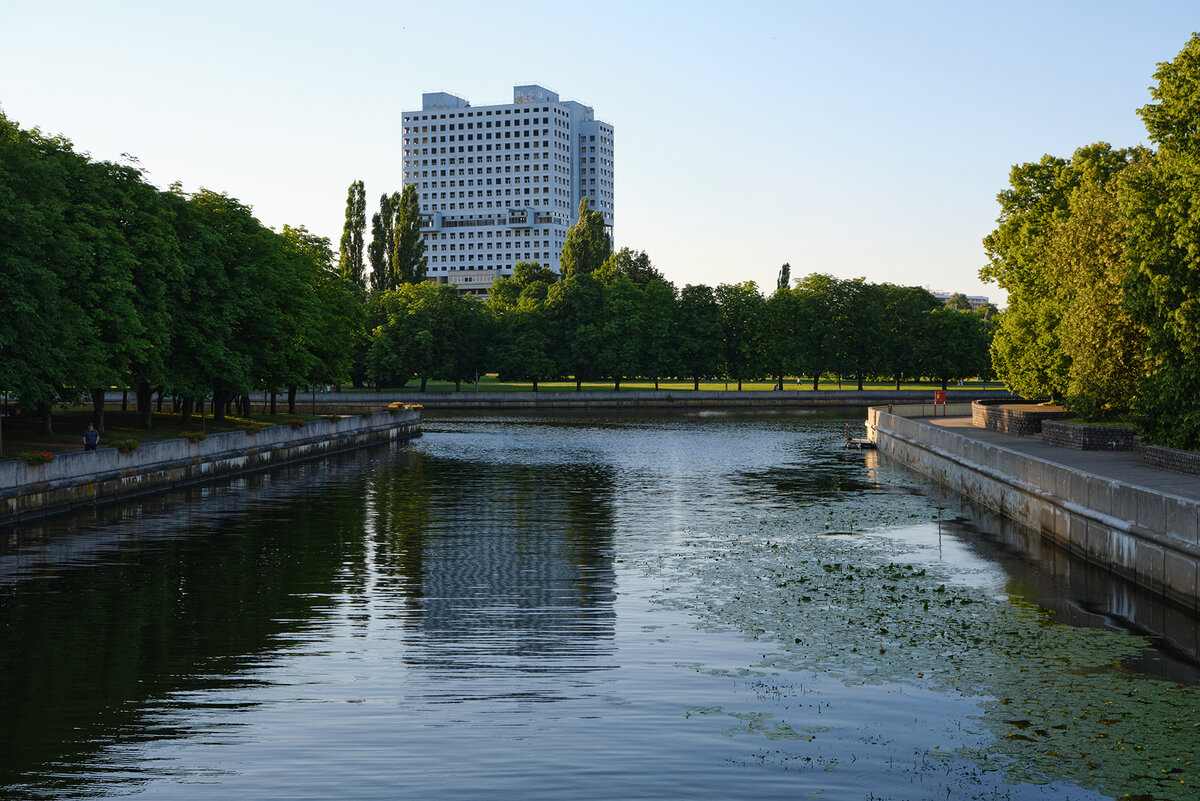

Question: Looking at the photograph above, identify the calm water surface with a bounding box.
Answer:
[1,411,1198,800]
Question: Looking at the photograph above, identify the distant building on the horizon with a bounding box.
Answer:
[928,290,991,311]
[401,85,614,296]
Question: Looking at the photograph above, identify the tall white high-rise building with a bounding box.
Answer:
[401,84,614,296]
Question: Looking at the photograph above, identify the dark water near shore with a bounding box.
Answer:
[1,411,1197,800]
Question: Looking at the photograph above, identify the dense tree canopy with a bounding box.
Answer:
[0,110,360,431]
[979,33,1200,446]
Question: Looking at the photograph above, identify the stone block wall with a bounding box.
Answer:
[971,398,1071,435]
[1145,445,1200,476]
[1042,420,1139,450]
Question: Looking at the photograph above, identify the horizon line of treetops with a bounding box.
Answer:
[1,108,992,436]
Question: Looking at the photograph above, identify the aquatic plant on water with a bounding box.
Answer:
[647,464,1200,800]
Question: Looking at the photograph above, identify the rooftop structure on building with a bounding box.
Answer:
[929,290,991,311]
[401,84,614,296]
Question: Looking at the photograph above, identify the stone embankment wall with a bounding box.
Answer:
[197,388,1018,412]
[868,405,1200,610]
[2,411,421,527]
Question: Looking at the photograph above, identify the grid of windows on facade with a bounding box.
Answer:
[400,85,613,292]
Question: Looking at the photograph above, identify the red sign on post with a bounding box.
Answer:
[934,391,947,404]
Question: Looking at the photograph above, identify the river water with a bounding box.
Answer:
[1,411,1198,800]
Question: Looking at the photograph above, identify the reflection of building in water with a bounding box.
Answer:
[373,457,618,685]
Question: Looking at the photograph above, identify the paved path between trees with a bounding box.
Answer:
[926,416,1200,502]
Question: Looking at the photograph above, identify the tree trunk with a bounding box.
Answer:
[181,397,193,427]
[857,373,864,391]
[455,379,461,392]
[776,374,783,391]
[90,389,106,432]
[156,387,165,413]
[895,373,902,391]
[942,377,949,391]
[121,388,128,412]
[420,376,428,392]
[287,386,297,415]
[737,379,743,391]
[532,379,538,392]
[212,389,227,423]
[614,376,621,391]
[576,378,582,391]
[137,380,153,428]
[36,402,53,436]
[654,378,659,390]
[270,389,278,416]
[693,377,700,391]
[812,375,819,391]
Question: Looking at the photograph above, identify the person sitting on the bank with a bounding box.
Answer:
[83,423,100,451]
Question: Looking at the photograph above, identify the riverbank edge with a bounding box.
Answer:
[1,410,421,528]
[154,388,1018,412]
[867,403,1200,610]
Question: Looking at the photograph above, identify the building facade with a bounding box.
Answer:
[401,85,614,296]
[929,290,991,311]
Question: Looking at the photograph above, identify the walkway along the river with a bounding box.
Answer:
[134,387,1018,413]
[1,410,421,527]
[868,402,1200,610]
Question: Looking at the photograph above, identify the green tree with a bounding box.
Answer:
[1121,33,1200,446]
[337,180,367,289]
[776,262,791,291]
[641,278,679,389]
[559,198,611,279]
[0,113,87,431]
[368,191,398,293]
[791,274,840,390]
[599,277,647,390]
[488,261,557,311]
[944,292,971,311]
[491,295,556,391]
[878,285,941,389]
[676,284,722,390]
[596,247,662,286]
[982,143,1142,401]
[715,282,766,390]
[922,308,989,390]
[392,184,427,284]
[547,273,605,390]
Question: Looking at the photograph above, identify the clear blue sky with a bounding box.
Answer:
[3,1,1196,305]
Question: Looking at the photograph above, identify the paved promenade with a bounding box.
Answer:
[927,416,1200,502]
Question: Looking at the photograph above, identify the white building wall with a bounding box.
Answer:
[401,85,614,296]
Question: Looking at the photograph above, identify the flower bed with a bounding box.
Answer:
[18,450,54,466]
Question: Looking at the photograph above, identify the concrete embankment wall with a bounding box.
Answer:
[868,405,1200,610]
[2,411,421,527]
[189,388,1017,412]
